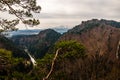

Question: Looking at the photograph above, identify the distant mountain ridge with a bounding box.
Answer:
[11,29,61,58]
[10,19,120,59]
[2,27,68,37]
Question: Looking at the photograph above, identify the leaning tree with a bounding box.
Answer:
[0,0,41,32]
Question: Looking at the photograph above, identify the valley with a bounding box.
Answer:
[0,19,120,80]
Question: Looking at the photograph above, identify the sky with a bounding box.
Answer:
[0,0,120,29]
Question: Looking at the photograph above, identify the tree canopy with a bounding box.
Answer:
[0,0,41,31]
[55,40,86,59]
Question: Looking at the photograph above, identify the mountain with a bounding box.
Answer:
[1,19,120,80]
[11,29,61,58]
[59,19,120,59]
[2,27,68,37]
[1,29,41,37]
[52,26,69,34]
[0,35,28,58]
[10,19,120,59]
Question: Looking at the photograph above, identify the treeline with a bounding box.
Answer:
[0,41,120,80]
[36,41,120,80]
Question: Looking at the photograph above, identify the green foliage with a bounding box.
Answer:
[55,40,86,59]
[0,40,120,80]
[0,48,12,60]
[37,53,54,66]
[12,29,61,58]
[0,36,28,58]
[0,48,33,80]
[0,0,41,31]
[12,58,24,65]
[41,53,54,61]
[12,71,24,79]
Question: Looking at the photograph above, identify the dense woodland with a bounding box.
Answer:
[0,39,120,80]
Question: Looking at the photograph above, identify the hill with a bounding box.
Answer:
[0,35,28,58]
[59,19,120,59]
[1,19,120,80]
[11,29,61,58]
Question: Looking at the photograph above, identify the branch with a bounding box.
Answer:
[0,0,40,29]
[1,0,24,22]
[43,48,61,80]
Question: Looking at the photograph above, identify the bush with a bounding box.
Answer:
[0,49,12,60]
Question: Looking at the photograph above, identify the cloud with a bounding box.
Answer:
[1,0,120,29]
[37,0,120,19]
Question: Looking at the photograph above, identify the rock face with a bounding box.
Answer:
[11,29,61,58]
[59,19,120,59]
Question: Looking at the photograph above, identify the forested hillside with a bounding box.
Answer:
[0,19,120,80]
[11,29,61,58]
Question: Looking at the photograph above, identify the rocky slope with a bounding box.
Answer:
[59,19,120,59]
[11,29,61,58]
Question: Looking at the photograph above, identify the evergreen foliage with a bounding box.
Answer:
[55,40,86,59]
[0,40,120,80]
[0,0,41,32]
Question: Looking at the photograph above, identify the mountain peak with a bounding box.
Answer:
[68,19,120,34]
[81,19,120,28]
[38,29,57,34]
[59,19,120,59]
[11,29,61,58]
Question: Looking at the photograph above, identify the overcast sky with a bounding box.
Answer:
[36,0,120,29]
[0,0,120,29]
[38,0,119,17]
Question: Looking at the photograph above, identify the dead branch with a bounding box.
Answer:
[43,48,61,80]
